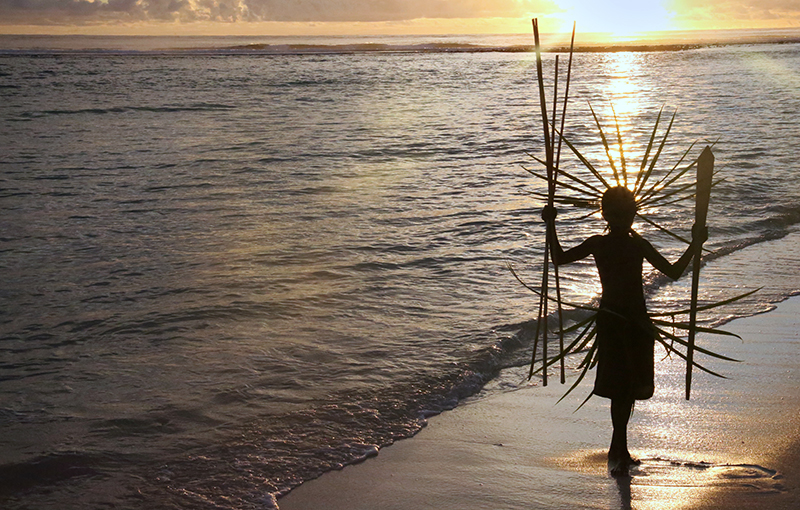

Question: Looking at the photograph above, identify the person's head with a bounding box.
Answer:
[601,186,636,232]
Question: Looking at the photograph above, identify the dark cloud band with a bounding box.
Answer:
[0,0,551,25]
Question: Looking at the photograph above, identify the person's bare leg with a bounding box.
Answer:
[609,398,635,476]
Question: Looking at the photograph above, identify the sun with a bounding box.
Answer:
[553,0,674,41]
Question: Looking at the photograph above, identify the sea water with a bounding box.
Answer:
[1,34,800,509]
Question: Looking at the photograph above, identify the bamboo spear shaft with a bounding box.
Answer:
[528,18,551,382]
[686,146,714,400]
[528,18,553,384]
[552,22,576,384]
[549,54,560,382]
[554,22,576,168]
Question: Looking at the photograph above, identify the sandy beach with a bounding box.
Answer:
[279,296,800,510]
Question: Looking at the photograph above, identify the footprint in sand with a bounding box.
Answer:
[558,451,785,495]
[627,457,785,494]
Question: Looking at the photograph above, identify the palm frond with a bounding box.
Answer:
[610,104,627,186]
[555,126,613,190]
[644,176,726,210]
[589,103,620,185]
[634,109,678,197]
[651,323,741,361]
[524,152,605,195]
[638,178,697,208]
[573,388,596,411]
[635,214,691,246]
[638,145,697,203]
[522,165,602,198]
[507,262,601,313]
[530,317,597,376]
[638,140,698,202]
[519,189,597,208]
[654,333,728,378]
[575,207,603,221]
[633,105,664,192]
[556,341,598,403]
[651,288,761,317]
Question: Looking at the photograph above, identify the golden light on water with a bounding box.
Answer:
[605,53,643,119]
[582,52,651,189]
[555,447,777,510]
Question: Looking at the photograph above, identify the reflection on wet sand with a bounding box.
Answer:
[557,449,784,510]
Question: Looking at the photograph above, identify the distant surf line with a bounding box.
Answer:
[2,37,800,57]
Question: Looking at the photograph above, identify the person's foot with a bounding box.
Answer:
[626,452,641,466]
[608,448,637,476]
[608,455,630,477]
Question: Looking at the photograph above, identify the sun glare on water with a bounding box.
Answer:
[578,52,650,187]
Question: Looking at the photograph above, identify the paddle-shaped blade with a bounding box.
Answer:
[686,146,714,400]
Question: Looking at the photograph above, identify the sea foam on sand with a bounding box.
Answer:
[279,296,800,510]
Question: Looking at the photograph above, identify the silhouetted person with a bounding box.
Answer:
[542,186,706,476]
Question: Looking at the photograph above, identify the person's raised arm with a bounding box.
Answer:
[636,224,708,280]
[542,206,594,266]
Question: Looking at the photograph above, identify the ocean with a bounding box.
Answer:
[1,33,799,509]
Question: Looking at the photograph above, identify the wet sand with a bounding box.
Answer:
[279,296,800,510]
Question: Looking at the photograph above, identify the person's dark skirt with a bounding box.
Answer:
[593,307,656,400]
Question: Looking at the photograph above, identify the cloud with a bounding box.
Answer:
[666,0,800,26]
[0,0,556,25]
[2,0,799,28]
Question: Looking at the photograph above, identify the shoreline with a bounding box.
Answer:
[279,296,800,509]
[3,39,799,56]
[3,30,800,55]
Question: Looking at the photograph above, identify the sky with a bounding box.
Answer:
[1,0,799,36]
